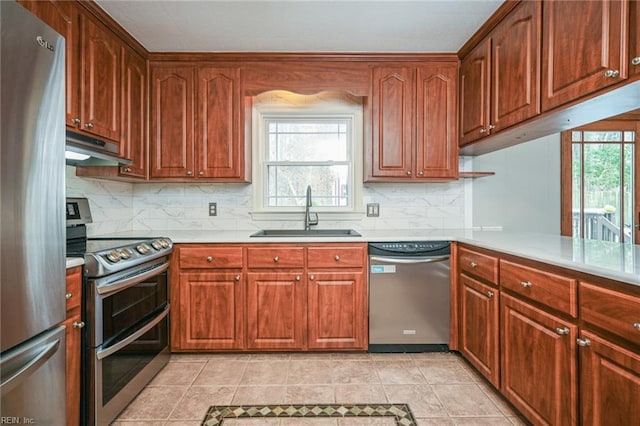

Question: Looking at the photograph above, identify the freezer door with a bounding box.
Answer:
[0,1,66,351]
[0,326,66,422]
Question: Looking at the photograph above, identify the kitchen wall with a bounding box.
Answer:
[471,133,561,234]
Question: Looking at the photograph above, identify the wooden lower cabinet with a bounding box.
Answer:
[246,272,306,350]
[307,272,367,350]
[459,274,499,387]
[500,293,578,426]
[65,266,83,426]
[177,272,244,350]
[578,330,640,426]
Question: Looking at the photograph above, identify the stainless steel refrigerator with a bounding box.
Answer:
[1,1,67,423]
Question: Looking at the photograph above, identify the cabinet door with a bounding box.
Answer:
[17,0,79,128]
[369,66,415,179]
[177,272,244,350]
[307,272,367,350]
[246,272,306,350]
[632,0,640,78]
[542,0,628,111]
[459,274,499,387]
[415,64,458,179]
[80,13,121,141]
[119,47,147,179]
[579,330,640,426]
[501,294,578,426]
[149,65,195,178]
[491,0,541,131]
[459,39,491,146]
[196,66,244,179]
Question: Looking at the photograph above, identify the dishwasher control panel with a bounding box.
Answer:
[368,241,450,257]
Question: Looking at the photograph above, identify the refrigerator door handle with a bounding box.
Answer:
[0,338,61,397]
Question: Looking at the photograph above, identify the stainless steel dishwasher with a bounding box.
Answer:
[368,241,451,352]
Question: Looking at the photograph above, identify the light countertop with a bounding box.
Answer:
[66,257,85,269]
[101,229,640,287]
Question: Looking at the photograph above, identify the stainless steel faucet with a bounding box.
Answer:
[304,185,319,230]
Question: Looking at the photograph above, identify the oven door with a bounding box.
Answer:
[85,261,170,425]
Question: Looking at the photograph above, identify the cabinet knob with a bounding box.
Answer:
[576,338,591,347]
[72,321,85,329]
[206,256,213,262]
[234,275,241,281]
[186,170,193,176]
[486,291,494,298]
[520,281,533,288]
[71,118,80,125]
[84,122,94,129]
[604,69,620,78]
[65,293,73,300]
[122,167,132,173]
[487,124,495,130]
[633,322,640,331]
[479,128,487,134]
[309,274,315,281]
[295,275,301,281]
[632,57,640,66]
[418,171,424,176]
[273,256,279,262]
[334,255,340,261]
[406,171,412,176]
[555,327,570,335]
[198,171,204,176]
[470,262,477,268]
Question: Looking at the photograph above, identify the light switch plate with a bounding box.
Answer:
[366,203,379,217]
[209,202,217,216]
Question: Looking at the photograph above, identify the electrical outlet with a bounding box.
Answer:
[208,202,217,216]
[366,203,379,217]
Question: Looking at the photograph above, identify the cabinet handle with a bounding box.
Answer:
[71,118,80,125]
[486,291,494,298]
[479,128,487,134]
[72,321,85,329]
[406,171,412,176]
[122,167,132,173]
[273,256,279,262]
[487,124,495,130]
[309,274,315,281]
[84,122,94,129]
[198,171,204,176]
[206,256,213,262]
[576,338,591,347]
[604,69,620,78]
[520,281,532,288]
[555,327,570,335]
[295,275,301,281]
[470,262,477,268]
[234,275,240,281]
[186,170,193,176]
[334,255,340,261]
[633,322,640,331]
[65,293,73,300]
[632,57,640,66]
[418,171,424,176]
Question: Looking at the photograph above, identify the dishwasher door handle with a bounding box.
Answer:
[369,255,450,264]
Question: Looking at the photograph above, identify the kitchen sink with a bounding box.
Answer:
[250,229,362,238]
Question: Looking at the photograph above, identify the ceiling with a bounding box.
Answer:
[95,0,503,53]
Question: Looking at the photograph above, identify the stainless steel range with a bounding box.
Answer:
[66,197,173,426]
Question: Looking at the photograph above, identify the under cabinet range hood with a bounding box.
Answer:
[65,129,132,165]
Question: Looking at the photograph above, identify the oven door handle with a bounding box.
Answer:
[97,261,170,296]
[369,255,450,264]
[96,304,170,360]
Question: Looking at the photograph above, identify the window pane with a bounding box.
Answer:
[267,165,349,207]
[624,131,635,142]
[266,120,349,162]
[572,144,582,238]
[571,131,582,142]
[583,131,622,142]
[623,144,634,243]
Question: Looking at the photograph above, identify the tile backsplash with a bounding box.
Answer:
[66,163,470,236]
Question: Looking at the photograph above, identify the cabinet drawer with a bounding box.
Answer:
[66,266,82,312]
[247,247,305,268]
[180,246,243,269]
[500,260,577,317]
[459,246,499,284]
[307,246,365,268]
[580,282,640,344]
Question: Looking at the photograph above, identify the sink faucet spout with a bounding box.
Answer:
[304,185,319,230]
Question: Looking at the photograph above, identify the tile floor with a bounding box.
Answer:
[112,352,528,426]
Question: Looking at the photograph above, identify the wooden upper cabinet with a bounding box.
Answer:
[119,47,147,178]
[80,13,121,141]
[196,67,244,179]
[150,65,195,178]
[17,0,79,128]
[631,0,640,78]
[369,63,458,181]
[541,0,628,111]
[460,1,540,146]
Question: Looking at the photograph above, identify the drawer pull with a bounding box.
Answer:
[206,256,213,262]
[295,275,301,281]
[486,291,494,298]
[334,255,340,261]
[604,69,620,78]
[65,293,73,300]
[520,281,533,288]
[632,57,640,66]
[234,275,240,281]
[633,322,640,331]
[576,338,591,347]
[72,321,85,329]
[555,327,570,335]
[470,262,477,268]
[273,256,279,263]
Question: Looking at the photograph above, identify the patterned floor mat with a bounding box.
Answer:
[201,403,417,425]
